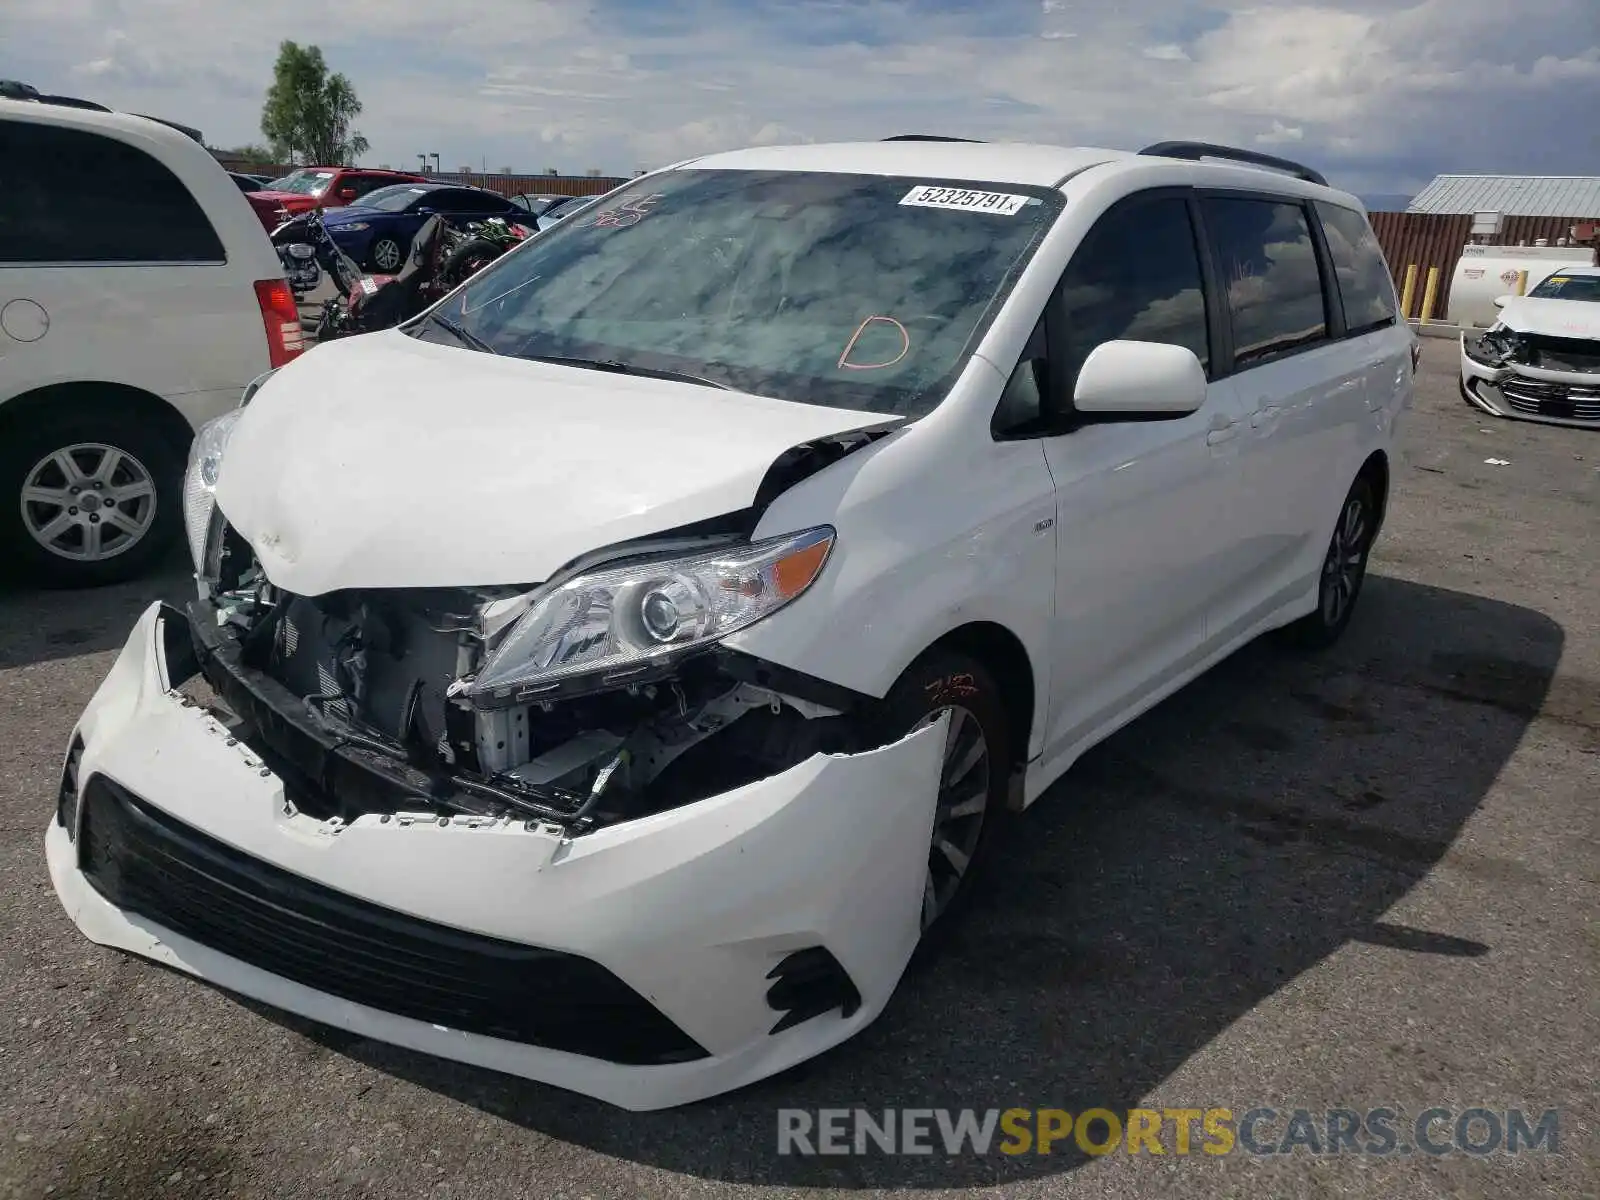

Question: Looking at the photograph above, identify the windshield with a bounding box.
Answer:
[1528,273,1600,303]
[357,184,436,212]
[267,170,336,196]
[415,169,1062,416]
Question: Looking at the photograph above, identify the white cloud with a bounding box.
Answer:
[4,0,1597,193]
[1256,120,1306,144]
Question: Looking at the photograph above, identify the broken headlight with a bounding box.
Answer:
[468,527,834,705]
[1465,325,1518,367]
[182,410,241,571]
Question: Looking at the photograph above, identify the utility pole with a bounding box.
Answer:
[417,153,428,174]
[430,152,441,174]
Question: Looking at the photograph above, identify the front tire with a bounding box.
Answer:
[440,237,503,288]
[368,235,404,272]
[873,651,1012,947]
[1283,475,1377,650]
[0,408,183,587]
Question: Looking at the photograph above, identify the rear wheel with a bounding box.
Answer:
[0,408,183,587]
[1282,475,1377,650]
[441,237,504,287]
[874,651,1012,945]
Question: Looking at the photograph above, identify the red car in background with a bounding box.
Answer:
[244,166,428,232]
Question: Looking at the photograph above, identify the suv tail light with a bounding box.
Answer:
[253,278,305,368]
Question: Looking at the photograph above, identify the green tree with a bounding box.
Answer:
[259,41,370,165]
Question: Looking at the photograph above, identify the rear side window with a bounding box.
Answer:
[0,120,225,264]
[436,190,510,214]
[1055,194,1211,389]
[342,174,392,200]
[1315,203,1397,334]
[1201,198,1326,367]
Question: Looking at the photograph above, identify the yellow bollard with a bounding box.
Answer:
[1515,269,1528,296]
[1419,266,1441,324]
[1400,264,1418,318]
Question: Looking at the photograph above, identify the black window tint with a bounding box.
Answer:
[0,120,224,264]
[433,190,505,213]
[1201,198,1326,366]
[1315,202,1397,334]
[1056,195,1210,389]
[343,175,390,199]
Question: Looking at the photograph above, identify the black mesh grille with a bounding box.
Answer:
[77,776,707,1065]
[1500,376,1600,422]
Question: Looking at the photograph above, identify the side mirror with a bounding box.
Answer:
[1492,295,1513,309]
[1073,340,1206,418]
[337,187,357,201]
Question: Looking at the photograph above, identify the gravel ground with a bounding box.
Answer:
[0,341,1595,1199]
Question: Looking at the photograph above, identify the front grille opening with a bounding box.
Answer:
[57,734,86,840]
[77,775,707,1065]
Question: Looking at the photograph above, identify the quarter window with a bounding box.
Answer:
[1055,195,1211,393]
[0,120,225,264]
[1315,202,1397,334]
[1201,198,1327,367]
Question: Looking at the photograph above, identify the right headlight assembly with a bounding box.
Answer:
[467,527,835,706]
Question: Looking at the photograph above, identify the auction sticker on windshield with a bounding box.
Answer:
[900,185,1029,215]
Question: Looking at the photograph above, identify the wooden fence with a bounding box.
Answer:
[1368,212,1597,321]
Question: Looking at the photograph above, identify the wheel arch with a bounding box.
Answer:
[921,620,1037,799]
[1357,449,1390,534]
[0,381,196,457]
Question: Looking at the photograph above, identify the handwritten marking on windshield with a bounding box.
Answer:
[586,193,667,229]
[838,316,910,371]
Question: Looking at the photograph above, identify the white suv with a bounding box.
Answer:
[0,97,301,586]
[47,137,1412,1110]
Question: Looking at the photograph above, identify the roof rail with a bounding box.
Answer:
[1,79,112,113]
[1138,140,1328,187]
[137,114,205,143]
[882,134,985,143]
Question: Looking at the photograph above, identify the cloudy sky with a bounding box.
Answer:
[7,0,1597,198]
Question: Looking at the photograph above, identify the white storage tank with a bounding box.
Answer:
[1449,243,1597,328]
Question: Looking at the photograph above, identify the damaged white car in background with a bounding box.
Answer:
[1460,264,1600,428]
[45,137,1409,1110]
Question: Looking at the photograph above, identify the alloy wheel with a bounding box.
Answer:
[1320,492,1369,626]
[20,443,157,563]
[921,705,991,930]
[372,238,402,271]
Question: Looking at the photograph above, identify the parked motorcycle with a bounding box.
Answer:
[313,214,457,343]
[436,216,531,289]
[269,209,365,301]
[272,210,534,344]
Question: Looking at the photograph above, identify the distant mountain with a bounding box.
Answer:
[1359,194,1414,213]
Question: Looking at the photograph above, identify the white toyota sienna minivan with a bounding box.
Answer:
[47,137,1414,1110]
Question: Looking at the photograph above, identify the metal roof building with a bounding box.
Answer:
[1406,175,1600,218]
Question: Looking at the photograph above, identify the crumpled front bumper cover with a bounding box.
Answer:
[45,602,947,1111]
[1459,337,1600,427]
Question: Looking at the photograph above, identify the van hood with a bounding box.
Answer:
[213,331,902,595]
[1497,296,1600,341]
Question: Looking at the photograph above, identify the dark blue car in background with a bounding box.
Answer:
[319,182,527,271]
